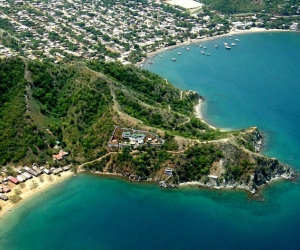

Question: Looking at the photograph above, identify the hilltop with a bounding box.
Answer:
[0,57,294,193]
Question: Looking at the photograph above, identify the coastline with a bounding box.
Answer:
[140,27,294,65]
[0,171,73,219]
[194,98,219,130]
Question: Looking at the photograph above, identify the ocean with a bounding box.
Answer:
[1,32,300,250]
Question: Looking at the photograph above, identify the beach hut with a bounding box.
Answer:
[22,172,32,179]
[42,168,50,175]
[16,175,25,182]
[2,186,11,193]
[53,167,63,174]
[23,166,38,177]
[32,166,43,175]
[62,166,70,171]
[0,194,8,201]
[8,176,19,185]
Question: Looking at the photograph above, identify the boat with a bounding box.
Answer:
[159,55,162,58]
[215,45,218,48]
[148,61,154,64]
[206,53,211,56]
[235,39,240,41]
[224,43,228,46]
[201,51,205,54]
[177,52,181,55]
[186,48,190,51]
[231,43,236,46]
[199,45,202,48]
[203,46,207,49]
[225,45,231,49]
[171,57,176,61]
[7,208,11,211]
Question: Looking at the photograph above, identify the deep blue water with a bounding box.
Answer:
[1,32,300,250]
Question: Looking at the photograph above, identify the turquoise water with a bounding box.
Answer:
[1,32,300,250]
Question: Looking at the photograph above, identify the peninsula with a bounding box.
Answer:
[0,55,294,216]
[0,0,298,215]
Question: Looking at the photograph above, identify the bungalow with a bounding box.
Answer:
[53,150,69,161]
[23,166,38,177]
[41,168,50,175]
[164,168,173,176]
[32,166,43,175]
[16,175,26,182]
[2,186,11,193]
[122,131,131,139]
[8,176,19,185]
[62,165,70,171]
[53,167,63,174]
[22,172,32,179]
[0,194,8,201]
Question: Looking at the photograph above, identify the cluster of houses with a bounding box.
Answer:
[108,126,164,148]
[0,164,71,201]
[0,0,299,64]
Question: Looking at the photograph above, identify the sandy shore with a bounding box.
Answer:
[194,98,219,130]
[140,27,293,65]
[0,171,73,219]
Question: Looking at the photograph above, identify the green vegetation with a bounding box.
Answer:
[175,144,224,182]
[0,56,277,189]
[9,194,22,203]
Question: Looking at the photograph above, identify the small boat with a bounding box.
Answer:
[225,45,231,49]
[231,43,236,46]
[235,39,240,41]
[186,48,190,51]
[229,37,233,40]
[177,52,181,55]
[224,43,228,46]
[199,45,202,48]
[201,51,205,54]
[171,57,177,61]
[206,53,211,56]
[203,46,207,49]
[215,45,218,48]
[148,61,154,64]
[7,208,11,211]
[159,55,162,58]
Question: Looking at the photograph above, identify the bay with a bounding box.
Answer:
[1,32,300,250]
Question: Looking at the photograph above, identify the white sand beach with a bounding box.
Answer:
[0,171,73,219]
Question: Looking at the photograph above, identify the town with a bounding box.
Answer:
[0,0,299,64]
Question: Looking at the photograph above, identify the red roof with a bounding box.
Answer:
[8,176,19,184]
[53,150,68,160]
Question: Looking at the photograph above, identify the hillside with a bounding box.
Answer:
[201,0,299,14]
[0,57,294,193]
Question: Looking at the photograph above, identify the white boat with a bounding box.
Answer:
[177,52,181,55]
[148,61,154,64]
[231,43,236,46]
[203,46,207,49]
[199,45,202,48]
[235,39,240,41]
[225,45,231,49]
[206,53,211,56]
[159,55,162,58]
[201,51,205,54]
[224,43,228,46]
[186,48,190,51]
[171,57,176,61]
[215,45,218,48]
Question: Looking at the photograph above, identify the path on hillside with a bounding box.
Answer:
[78,152,117,171]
